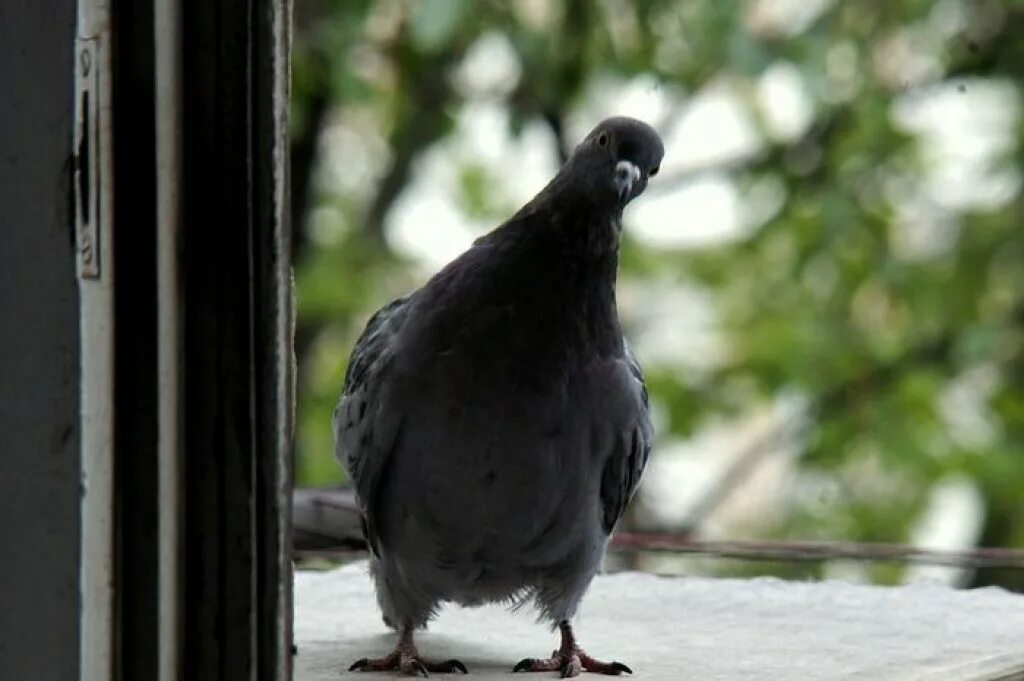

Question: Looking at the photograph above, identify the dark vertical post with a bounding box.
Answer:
[179,1,293,679]
[111,0,160,678]
[253,1,296,677]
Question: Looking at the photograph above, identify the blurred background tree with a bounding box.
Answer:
[290,0,1023,589]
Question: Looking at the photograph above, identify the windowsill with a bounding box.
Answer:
[295,561,1024,680]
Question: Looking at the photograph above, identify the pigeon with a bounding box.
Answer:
[333,116,663,677]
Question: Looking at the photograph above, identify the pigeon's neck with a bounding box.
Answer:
[456,192,627,361]
[560,247,623,358]
[517,208,624,358]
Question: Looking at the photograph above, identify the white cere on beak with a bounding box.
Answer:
[613,160,641,201]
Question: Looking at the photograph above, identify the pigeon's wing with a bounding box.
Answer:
[597,343,653,534]
[333,295,411,557]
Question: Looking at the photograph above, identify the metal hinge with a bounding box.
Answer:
[74,37,100,279]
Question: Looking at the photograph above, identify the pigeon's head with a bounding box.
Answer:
[567,117,664,209]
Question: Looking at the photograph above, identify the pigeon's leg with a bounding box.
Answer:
[349,621,467,677]
[513,620,631,678]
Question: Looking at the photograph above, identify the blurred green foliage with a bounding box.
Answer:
[291,0,1023,587]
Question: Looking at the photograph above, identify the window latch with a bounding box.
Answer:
[74,37,101,280]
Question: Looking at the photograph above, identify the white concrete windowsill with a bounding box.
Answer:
[295,562,1024,680]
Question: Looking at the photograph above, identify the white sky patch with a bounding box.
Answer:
[386,145,478,269]
[619,278,724,371]
[938,364,1002,450]
[661,80,763,173]
[386,101,559,269]
[452,100,519,167]
[316,113,389,198]
[308,205,347,247]
[757,61,815,143]
[891,78,1022,212]
[499,119,562,205]
[640,438,724,526]
[453,31,522,98]
[452,100,558,206]
[889,192,959,261]
[569,73,682,139]
[824,41,862,103]
[511,0,559,32]
[630,174,746,249]
[872,24,946,90]
[904,476,986,586]
[740,173,788,231]
[387,190,479,270]
[745,0,835,38]
[928,0,969,38]
[640,403,801,533]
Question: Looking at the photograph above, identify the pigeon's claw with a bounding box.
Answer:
[349,652,398,673]
[577,653,631,676]
[512,622,631,677]
[349,622,467,678]
[512,650,630,677]
[349,649,466,677]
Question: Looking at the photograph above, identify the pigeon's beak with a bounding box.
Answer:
[613,160,641,203]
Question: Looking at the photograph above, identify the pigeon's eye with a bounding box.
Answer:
[596,132,609,148]
[649,165,660,177]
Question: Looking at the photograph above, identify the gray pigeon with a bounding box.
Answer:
[334,117,663,678]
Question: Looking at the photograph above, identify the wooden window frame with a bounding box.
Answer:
[75,0,294,679]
